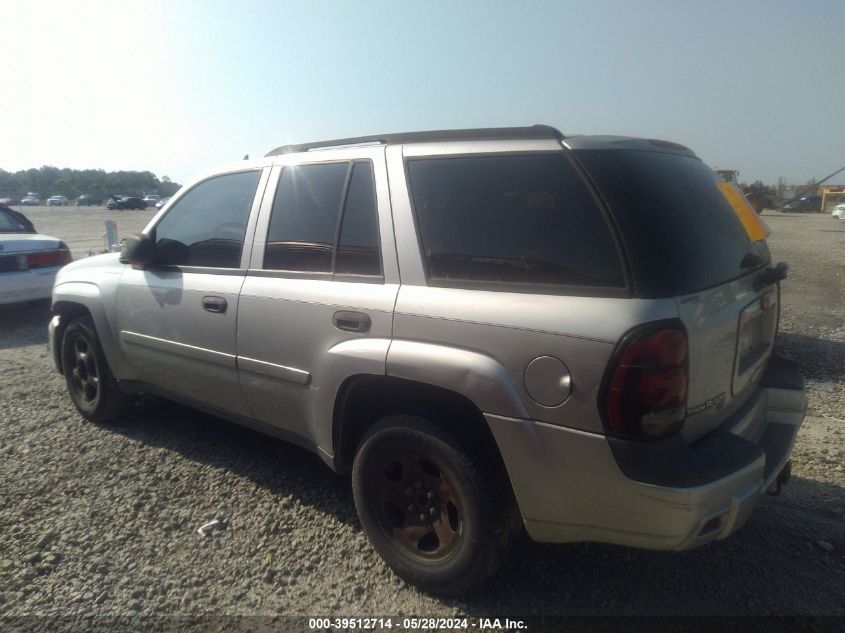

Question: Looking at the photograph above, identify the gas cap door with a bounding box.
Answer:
[524,356,572,407]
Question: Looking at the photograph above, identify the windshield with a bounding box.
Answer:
[574,149,769,298]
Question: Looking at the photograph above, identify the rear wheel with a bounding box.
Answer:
[352,415,518,596]
[61,316,131,423]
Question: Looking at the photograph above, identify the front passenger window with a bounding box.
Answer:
[153,170,261,268]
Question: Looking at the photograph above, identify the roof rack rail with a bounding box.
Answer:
[265,124,564,156]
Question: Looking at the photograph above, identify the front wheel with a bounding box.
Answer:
[61,316,131,423]
[352,415,518,596]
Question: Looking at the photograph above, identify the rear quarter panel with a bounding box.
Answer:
[392,286,679,432]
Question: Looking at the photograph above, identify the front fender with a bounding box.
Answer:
[52,281,130,379]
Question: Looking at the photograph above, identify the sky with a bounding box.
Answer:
[2,0,843,186]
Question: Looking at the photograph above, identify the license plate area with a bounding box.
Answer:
[733,292,777,395]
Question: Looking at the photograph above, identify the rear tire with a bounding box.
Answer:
[61,316,131,423]
[352,415,518,596]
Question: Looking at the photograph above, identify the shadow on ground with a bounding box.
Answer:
[102,398,845,616]
[0,300,51,350]
[777,333,845,381]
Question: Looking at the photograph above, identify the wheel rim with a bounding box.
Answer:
[374,449,463,561]
[68,332,100,405]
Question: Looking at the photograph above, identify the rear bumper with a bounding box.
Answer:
[487,356,806,550]
[0,268,59,305]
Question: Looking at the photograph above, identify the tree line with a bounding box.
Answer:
[0,166,181,201]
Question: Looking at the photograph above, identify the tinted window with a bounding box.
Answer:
[407,154,624,290]
[575,150,766,297]
[336,162,380,276]
[153,170,260,268]
[264,163,348,272]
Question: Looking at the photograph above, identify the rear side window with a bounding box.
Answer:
[153,170,260,268]
[264,161,381,276]
[574,150,765,297]
[407,154,624,291]
[264,163,348,272]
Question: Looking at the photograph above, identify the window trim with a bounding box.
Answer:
[147,167,265,271]
[261,159,384,282]
[403,150,633,297]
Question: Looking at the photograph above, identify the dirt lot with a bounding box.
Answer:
[19,205,157,258]
[0,210,843,623]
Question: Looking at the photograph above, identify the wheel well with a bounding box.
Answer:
[333,375,511,483]
[52,302,93,374]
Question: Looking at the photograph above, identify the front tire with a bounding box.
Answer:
[352,415,518,596]
[61,316,131,423]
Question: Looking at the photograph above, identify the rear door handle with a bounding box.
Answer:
[202,296,227,313]
[332,310,371,333]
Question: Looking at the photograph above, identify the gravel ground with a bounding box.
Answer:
[0,210,843,625]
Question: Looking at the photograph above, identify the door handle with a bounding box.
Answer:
[202,296,227,313]
[332,310,371,333]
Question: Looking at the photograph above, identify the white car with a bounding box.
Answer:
[832,203,845,220]
[0,205,72,305]
[47,195,69,206]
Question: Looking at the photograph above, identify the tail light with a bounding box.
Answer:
[18,242,72,270]
[602,321,688,439]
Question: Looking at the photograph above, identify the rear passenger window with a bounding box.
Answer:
[264,161,381,277]
[153,170,260,268]
[336,162,381,276]
[264,163,348,272]
[407,154,624,291]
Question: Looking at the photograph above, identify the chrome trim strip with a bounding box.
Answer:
[237,355,311,385]
[120,330,236,368]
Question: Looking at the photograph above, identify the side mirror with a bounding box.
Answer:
[121,233,155,266]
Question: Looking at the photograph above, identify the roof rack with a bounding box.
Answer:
[265,124,564,156]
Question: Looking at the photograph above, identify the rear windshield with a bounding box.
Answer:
[0,208,33,233]
[574,149,768,297]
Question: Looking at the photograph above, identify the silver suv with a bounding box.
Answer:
[49,126,805,595]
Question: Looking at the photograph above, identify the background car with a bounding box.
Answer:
[142,195,161,207]
[76,195,102,206]
[21,193,40,206]
[0,197,19,206]
[832,203,845,220]
[47,195,69,207]
[155,196,171,209]
[0,204,72,304]
[782,195,821,213]
[107,196,148,210]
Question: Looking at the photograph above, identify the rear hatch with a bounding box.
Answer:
[572,140,778,442]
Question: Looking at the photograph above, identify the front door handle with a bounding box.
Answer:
[202,296,227,313]
[332,310,371,333]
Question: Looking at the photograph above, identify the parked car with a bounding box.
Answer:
[0,204,72,304]
[76,195,102,207]
[142,195,161,207]
[155,196,171,209]
[106,195,148,210]
[47,195,69,207]
[21,193,40,206]
[0,197,19,206]
[832,203,845,220]
[781,195,821,213]
[50,126,804,595]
